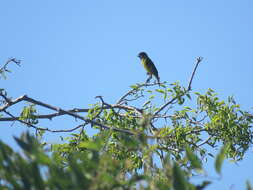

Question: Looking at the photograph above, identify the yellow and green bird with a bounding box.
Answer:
[138,52,160,85]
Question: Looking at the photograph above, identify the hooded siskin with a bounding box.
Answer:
[138,52,160,85]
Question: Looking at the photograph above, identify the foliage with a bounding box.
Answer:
[0,132,212,190]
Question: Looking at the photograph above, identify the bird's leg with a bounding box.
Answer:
[146,74,152,83]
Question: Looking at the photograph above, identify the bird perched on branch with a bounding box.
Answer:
[138,52,160,85]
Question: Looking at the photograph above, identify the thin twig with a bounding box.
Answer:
[4,109,88,133]
[153,97,178,117]
[0,58,21,79]
[153,57,203,117]
[0,91,11,103]
[197,136,212,147]
[116,83,159,105]
[184,129,207,136]
[1,58,21,70]
[187,57,203,91]
[4,110,38,129]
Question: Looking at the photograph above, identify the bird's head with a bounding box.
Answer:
[138,52,148,59]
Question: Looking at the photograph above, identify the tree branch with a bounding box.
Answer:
[153,57,203,117]
[0,58,21,79]
[0,108,89,121]
[187,57,203,91]
[4,109,89,133]
[1,58,21,71]
[0,100,143,122]
[0,94,26,111]
[0,94,135,135]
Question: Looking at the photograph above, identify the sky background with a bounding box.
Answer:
[0,0,253,189]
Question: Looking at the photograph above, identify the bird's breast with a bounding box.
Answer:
[141,58,148,69]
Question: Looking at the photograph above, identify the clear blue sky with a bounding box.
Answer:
[0,0,253,189]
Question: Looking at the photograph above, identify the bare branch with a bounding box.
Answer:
[0,108,89,121]
[1,58,21,69]
[0,58,21,79]
[187,57,203,91]
[0,94,143,122]
[0,94,135,135]
[153,57,203,117]
[0,94,26,111]
[22,95,136,134]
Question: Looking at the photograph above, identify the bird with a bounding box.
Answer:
[138,52,160,85]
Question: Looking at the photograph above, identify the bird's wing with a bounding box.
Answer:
[148,58,159,79]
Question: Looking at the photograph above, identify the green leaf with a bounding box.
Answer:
[149,95,155,100]
[78,141,101,151]
[130,85,138,89]
[173,163,187,190]
[167,88,173,92]
[160,83,167,88]
[186,147,202,170]
[156,89,165,94]
[37,152,51,165]
[215,145,226,174]
[14,136,32,153]
[31,162,44,189]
